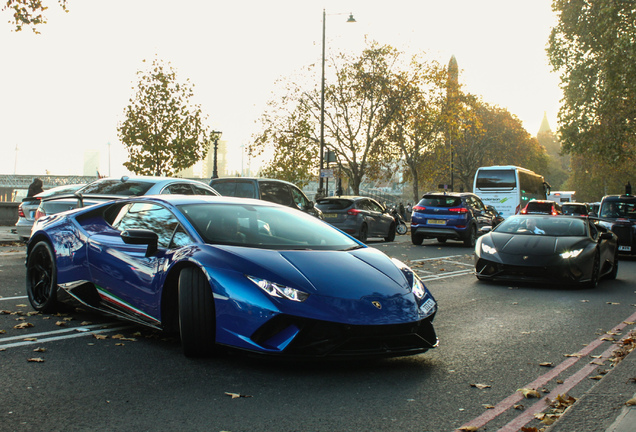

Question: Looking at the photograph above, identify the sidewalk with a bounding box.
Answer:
[0,225,21,244]
[547,344,636,432]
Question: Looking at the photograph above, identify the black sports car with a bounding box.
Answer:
[475,215,618,287]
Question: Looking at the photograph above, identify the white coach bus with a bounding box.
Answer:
[473,165,549,218]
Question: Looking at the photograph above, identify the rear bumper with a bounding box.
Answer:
[411,225,465,240]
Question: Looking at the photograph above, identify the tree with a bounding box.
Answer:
[118,58,210,177]
[451,95,549,192]
[548,1,636,163]
[384,55,448,203]
[3,0,67,33]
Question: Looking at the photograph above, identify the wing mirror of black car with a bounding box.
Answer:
[599,232,613,240]
[479,226,493,234]
[121,229,158,257]
[306,201,315,209]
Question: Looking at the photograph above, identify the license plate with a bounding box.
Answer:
[618,245,631,252]
[324,213,338,219]
[428,219,446,225]
[421,298,436,315]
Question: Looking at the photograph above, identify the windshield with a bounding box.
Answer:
[599,200,636,218]
[79,179,154,196]
[420,195,462,207]
[179,203,360,250]
[475,169,516,189]
[494,215,587,236]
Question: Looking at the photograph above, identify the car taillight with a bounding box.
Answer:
[520,208,527,214]
[34,209,45,220]
[18,203,25,218]
[347,208,361,216]
[449,207,469,213]
[413,205,426,212]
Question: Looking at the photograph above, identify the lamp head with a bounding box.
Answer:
[347,13,356,23]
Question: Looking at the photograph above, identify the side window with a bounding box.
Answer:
[290,187,308,210]
[235,182,256,198]
[368,200,383,213]
[260,182,292,207]
[192,184,216,196]
[162,184,194,195]
[113,202,186,249]
[472,197,485,211]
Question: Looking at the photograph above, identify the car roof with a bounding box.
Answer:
[422,192,473,198]
[210,177,296,186]
[118,194,283,207]
[601,195,636,202]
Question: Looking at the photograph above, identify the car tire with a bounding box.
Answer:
[411,233,423,245]
[178,267,216,357]
[358,224,368,243]
[437,237,447,244]
[463,225,476,247]
[26,241,59,313]
[396,223,408,235]
[384,223,396,242]
[608,247,619,280]
[585,251,601,288]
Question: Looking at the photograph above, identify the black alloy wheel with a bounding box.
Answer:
[384,223,396,242]
[26,241,59,313]
[585,251,601,288]
[358,224,368,243]
[178,267,217,357]
[463,225,477,247]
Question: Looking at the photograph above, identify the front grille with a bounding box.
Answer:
[252,315,437,358]
[611,225,633,246]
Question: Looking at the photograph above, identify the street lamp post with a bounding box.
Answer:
[318,10,355,199]
[211,130,222,179]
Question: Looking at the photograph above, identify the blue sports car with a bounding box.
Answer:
[26,195,438,358]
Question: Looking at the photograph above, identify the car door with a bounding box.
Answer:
[470,196,493,229]
[86,202,192,324]
[364,199,386,236]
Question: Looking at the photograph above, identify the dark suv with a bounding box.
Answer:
[209,177,323,219]
[315,196,396,242]
[410,192,498,246]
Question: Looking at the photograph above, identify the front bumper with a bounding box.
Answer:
[475,257,591,285]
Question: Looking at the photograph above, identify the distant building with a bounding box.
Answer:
[176,139,228,179]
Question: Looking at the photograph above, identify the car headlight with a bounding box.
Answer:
[481,243,497,255]
[391,258,427,300]
[247,276,309,302]
[560,249,583,259]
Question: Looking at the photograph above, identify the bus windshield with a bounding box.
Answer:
[474,169,516,189]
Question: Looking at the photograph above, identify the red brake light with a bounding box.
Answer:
[18,203,25,218]
[347,208,361,216]
[413,205,426,212]
[520,208,527,214]
[449,207,469,213]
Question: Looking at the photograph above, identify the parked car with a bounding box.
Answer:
[562,202,590,217]
[35,176,218,220]
[26,195,438,358]
[520,199,562,215]
[475,214,618,287]
[410,192,499,247]
[15,183,86,241]
[597,192,636,255]
[209,177,322,219]
[315,196,396,242]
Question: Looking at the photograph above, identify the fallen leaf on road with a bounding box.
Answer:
[13,322,33,329]
[590,375,604,380]
[55,321,66,327]
[457,427,478,432]
[563,353,583,358]
[33,347,46,352]
[93,334,108,340]
[513,404,524,410]
[518,388,541,398]
[27,357,45,362]
[606,302,620,305]
[470,383,492,389]
[482,404,495,409]
[539,362,553,367]
[224,392,252,399]
[626,398,636,406]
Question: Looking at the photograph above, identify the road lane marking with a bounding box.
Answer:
[0,295,28,302]
[0,324,132,349]
[410,254,466,262]
[457,309,636,431]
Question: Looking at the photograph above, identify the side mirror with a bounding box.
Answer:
[121,229,158,257]
[479,226,493,234]
[599,232,613,240]
[306,201,315,209]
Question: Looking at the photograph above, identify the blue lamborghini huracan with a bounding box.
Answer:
[26,195,438,358]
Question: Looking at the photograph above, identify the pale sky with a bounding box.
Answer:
[0,0,560,178]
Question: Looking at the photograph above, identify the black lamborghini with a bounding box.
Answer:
[475,215,618,288]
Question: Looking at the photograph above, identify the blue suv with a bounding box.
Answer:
[410,192,499,247]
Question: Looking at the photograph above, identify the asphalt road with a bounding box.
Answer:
[1,236,635,432]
